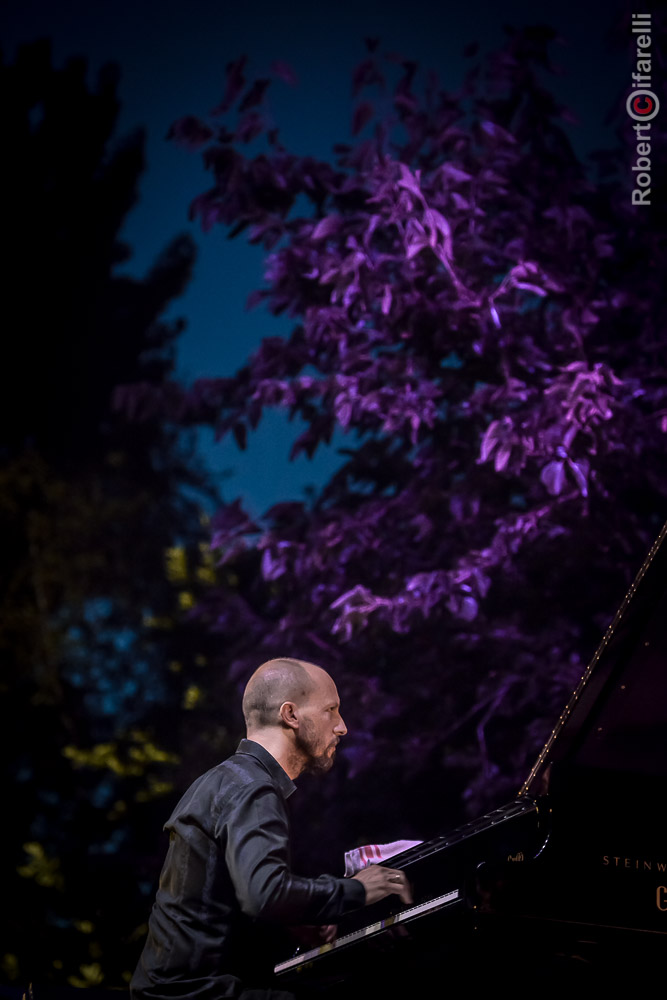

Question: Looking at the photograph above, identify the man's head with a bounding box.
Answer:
[242,657,347,777]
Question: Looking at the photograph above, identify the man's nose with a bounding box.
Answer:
[334,715,347,736]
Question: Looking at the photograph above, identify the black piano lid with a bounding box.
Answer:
[521,518,667,799]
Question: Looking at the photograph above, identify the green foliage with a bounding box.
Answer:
[0,41,237,990]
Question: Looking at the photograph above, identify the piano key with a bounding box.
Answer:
[274,888,460,975]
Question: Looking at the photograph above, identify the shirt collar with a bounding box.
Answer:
[235,738,296,799]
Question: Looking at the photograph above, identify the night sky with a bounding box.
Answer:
[3,0,630,516]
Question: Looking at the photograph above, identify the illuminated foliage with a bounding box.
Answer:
[120,19,666,874]
[17,843,64,891]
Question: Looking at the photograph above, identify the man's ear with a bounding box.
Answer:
[279,701,299,730]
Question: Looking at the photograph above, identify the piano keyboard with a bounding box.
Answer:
[274,888,461,975]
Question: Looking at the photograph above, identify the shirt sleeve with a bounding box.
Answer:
[220,779,366,925]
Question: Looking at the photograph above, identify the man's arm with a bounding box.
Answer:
[222,780,366,925]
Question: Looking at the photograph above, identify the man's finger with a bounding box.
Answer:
[386,869,413,905]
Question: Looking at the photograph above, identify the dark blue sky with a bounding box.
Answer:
[4,0,630,515]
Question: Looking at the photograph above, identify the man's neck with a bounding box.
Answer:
[245,729,304,780]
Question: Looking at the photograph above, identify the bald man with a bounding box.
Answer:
[130,658,411,1000]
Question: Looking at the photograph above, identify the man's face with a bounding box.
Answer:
[296,672,347,775]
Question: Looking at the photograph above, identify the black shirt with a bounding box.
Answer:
[130,739,365,999]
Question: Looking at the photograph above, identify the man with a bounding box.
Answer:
[131,657,412,999]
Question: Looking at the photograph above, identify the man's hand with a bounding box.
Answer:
[352,865,413,907]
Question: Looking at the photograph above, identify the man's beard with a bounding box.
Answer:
[296,723,337,775]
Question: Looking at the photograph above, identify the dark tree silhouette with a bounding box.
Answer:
[119,15,666,880]
[0,41,230,991]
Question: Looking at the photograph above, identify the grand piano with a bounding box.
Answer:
[274,521,667,993]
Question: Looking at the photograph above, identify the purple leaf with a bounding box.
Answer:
[450,191,470,210]
[480,120,516,143]
[261,547,286,580]
[232,422,247,450]
[239,79,270,112]
[479,420,501,463]
[541,460,565,496]
[236,111,266,143]
[213,54,248,114]
[514,281,547,296]
[311,215,342,241]
[494,444,511,472]
[352,102,375,136]
[166,116,214,150]
[567,458,589,497]
[440,163,472,183]
[381,285,392,315]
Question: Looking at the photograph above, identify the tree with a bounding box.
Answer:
[0,40,232,990]
[120,19,666,873]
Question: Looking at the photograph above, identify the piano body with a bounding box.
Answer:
[275,521,667,992]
